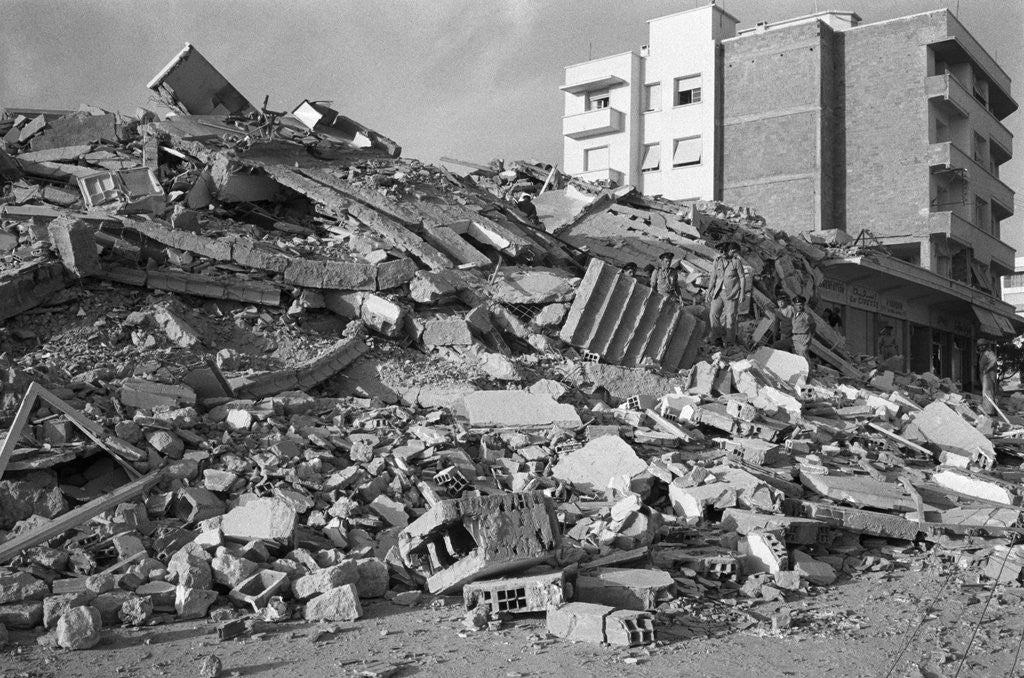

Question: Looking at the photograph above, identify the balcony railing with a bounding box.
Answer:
[576,167,625,185]
[563,107,625,140]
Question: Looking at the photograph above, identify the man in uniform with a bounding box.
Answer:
[771,295,795,351]
[790,295,815,361]
[706,243,746,346]
[979,339,998,416]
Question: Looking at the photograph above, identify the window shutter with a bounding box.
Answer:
[672,137,702,166]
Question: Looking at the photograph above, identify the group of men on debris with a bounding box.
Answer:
[623,243,815,361]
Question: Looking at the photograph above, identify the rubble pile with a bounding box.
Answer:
[1,44,1023,663]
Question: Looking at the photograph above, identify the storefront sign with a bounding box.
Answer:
[819,278,846,304]
[879,296,906,319]
[847,284,879,311]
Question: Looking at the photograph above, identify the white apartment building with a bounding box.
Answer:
[561,4,737,199]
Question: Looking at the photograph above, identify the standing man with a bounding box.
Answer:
[979,340,998,416]
[790,295,816,361]
[771,295,795,351]
[706,243,746,347]
[652,251,680,298]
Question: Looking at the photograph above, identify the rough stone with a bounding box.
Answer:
[211,548,260,588]
[293,561,360,601]
[303,584,362,621]
[43,593,91,630]
[221,498,296,542]
[0,571,49,604]
[175,586,217,620]
[0,601,43,629]
[355,558,389,598]
[55,605,102,650]
[119,596,154,626]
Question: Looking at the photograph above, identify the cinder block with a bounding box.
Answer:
[398,491,561,595]
[575,568,672,611]
[604,609,656,647]
[228,570,290,611]
[746,531,789,574]
[546,602,611,643]
[463,571,567,614]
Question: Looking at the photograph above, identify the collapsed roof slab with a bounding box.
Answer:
[147,43,255,117]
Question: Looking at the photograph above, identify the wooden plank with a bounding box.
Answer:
[0,382,43,479]
[0,471,163,564]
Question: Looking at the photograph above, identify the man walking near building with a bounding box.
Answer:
[706,242,746,346]
[979,340,999,416]
[652,251,679,298]
[790,295,815,361]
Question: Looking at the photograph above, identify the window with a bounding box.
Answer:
[1003,273,1024,289]
[974,196,990,232]
[641,143,660,172]
[672,136,702,167]
[932,182,949,210]
[643,83,661,112]
[586,89,610,111]
[972,74,988,107]
[934,117,950,143]
[973,133,988,166]
[674,75,702,106]
[584,146,609,172]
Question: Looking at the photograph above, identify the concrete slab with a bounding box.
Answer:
[913,401,994,464]
[550,435,647,493]
[750,347,809,387]
[461,391,581,429]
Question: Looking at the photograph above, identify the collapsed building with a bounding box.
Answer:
[0,42,1022,674]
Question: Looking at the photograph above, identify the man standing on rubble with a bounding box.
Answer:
[771,295,795,351]
[706,243,746,347]
[652,252,680,298]
[979,339,999,416]
[790,295,815,361]
[515,192,540,224]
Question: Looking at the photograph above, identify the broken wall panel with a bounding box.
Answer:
[147,43,255,116]
[560,259,705,372]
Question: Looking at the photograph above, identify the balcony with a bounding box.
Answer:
[576,168,625,185]
[927,74,1014,154]
[927,141,1015,214]
[563,107,625,140]
[929,210,1015,272]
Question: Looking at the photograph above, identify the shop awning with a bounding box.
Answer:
[973,306,1004,337]
[994,313,1016,337]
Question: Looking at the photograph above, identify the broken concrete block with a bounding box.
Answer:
[463,571,567,614]
[398,491,560,595]
[550,436,647,494]
[368,495,409,527]
[47,217,99,278]
[119,378,196,410]
[0,601,44,629]
[42,593,91,630]
[546,602,611,644]
[174,586,217,620]
[931,469,1015,505]
[461,391,581,428]
[750,347,809,386]
[668,481,736,521]
[745,531,789,574]
[153,304,202,348]
[487,267,577,304]
[355,558,389,598]
[604,608,656,647]
[55,605,101,650]
[0,572,48,604]
[418,317,473,347]
[176,487,226,523]
[146,429,184,458]
[210,548,259,588]
[791,550,837,586]
[575,568,672,610]
[221,498,296,542]
[720,509,822,545]
[799,472,914,512]
[119,596,154,627]
[293,562,360,601]
[303,584,362,621]
[913,401,994,465]
[228,570,289,612]
[225,408,253,431]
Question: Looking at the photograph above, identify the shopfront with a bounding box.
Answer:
[816,255,1022,387]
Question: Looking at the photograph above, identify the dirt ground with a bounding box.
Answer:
[4,562,1024,678]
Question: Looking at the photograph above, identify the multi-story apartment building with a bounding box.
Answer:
[561,4,1019,387]
[1001,257,1024,315]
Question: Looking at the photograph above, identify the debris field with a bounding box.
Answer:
[1,43,1024,678]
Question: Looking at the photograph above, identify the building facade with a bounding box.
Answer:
[561,4,1019,386]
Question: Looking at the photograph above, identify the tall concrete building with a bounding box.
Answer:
[561,4,1019,385]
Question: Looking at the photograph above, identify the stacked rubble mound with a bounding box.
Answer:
[1,44,1023,664]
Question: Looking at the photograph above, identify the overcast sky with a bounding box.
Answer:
[1,0,1021,247]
